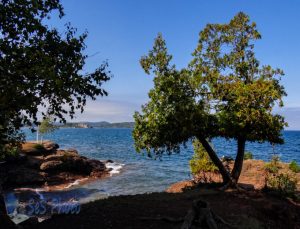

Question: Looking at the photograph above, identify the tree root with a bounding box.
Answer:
[181,199,232,229]
[220,180,246,192]
[140,199,232,229]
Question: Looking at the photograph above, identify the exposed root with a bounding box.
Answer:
[181,199,232,229]
[140,199,232,229]
[220,180,245,192]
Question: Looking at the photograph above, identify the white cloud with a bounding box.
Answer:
[276,107,300,130]
[37,98,300,129]
[70,98,142,122]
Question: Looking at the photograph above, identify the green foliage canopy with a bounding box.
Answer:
[38,116,57,135]
[289,160,300,173]
[189,12,286,143]
[134,34,211,157]
[0,0,111,148]
[133,12,287,184]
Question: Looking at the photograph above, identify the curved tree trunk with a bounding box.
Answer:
[231,137,246,184]
[198,137,232,184]
[0,185,16,228]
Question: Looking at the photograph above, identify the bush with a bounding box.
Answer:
[266,173,297,197]
[289,160,300,173]
[244,151,253,160]
[190,140,218,182]
[221,155,234,162]
[61,152,74,162]
[33,143,44,150]
[265,155,281,173]
[7,146,19,157]
[0,146,20,161]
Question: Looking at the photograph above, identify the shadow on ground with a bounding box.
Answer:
[21,184,300,229]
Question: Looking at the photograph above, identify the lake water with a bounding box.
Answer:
[4,128,300,223]
[23,128,300,195]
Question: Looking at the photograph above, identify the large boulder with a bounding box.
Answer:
[21,142,45,156]
[65,148,79,155]
[87,159,106,171]
[65,156,93,174]
[56,149,79,157]
[44,154,64,162]
[40,160,64,172]
[21,141,59,156]
[25,156,43,169]
[6,167,45,186]
[42,141,59,153]
[40,153,98,175]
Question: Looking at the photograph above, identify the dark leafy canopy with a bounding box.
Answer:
[133,13,286,168]
[0,0,111,148]
[134,34,210,156]
[190,12,286,143]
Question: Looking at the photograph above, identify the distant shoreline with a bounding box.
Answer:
[57,121,134,129]
[58,126,134,129]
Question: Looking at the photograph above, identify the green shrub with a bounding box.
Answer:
[266,173,297,197]
[289,160,300,173]
[0,146,20,161]
[7,146,19,157]
[61,152,73,161]
[221,155,234,162]
[244,151,253,160]
[33,143,44,150]
[265,155,281,173]
[190,140,218,176]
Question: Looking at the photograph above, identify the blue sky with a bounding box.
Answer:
[49,0,300,129]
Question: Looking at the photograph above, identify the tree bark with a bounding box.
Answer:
[0,185,16,228]
[181,199,230,229]
[231,137,246,183]
[198,137,232,184]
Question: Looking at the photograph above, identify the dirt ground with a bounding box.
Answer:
[18,159,300,229]
[21,184,300,229]
[167,159,300,193]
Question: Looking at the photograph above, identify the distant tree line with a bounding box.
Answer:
[60,121,134,128]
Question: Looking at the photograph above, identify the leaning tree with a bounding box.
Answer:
[0,0,111,227]
[133,12,286,187]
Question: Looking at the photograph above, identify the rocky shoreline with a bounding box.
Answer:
[0,141,112,191]
[166,159,300,194]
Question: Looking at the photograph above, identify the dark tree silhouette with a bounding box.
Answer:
[0,0,111,226]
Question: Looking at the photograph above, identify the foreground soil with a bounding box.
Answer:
[21,185,300,229]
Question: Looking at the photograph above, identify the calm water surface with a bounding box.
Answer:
[23,128,300,195]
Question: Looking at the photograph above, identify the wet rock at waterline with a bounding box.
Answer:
[0,141,111,189]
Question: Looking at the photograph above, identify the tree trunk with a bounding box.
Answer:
[198,137,232,184]
[231,137,246,184]
[36,127,39,143]
[0,185,16,228]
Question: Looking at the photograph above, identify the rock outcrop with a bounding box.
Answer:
[21,141,59,156]
[0,141,111,189]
